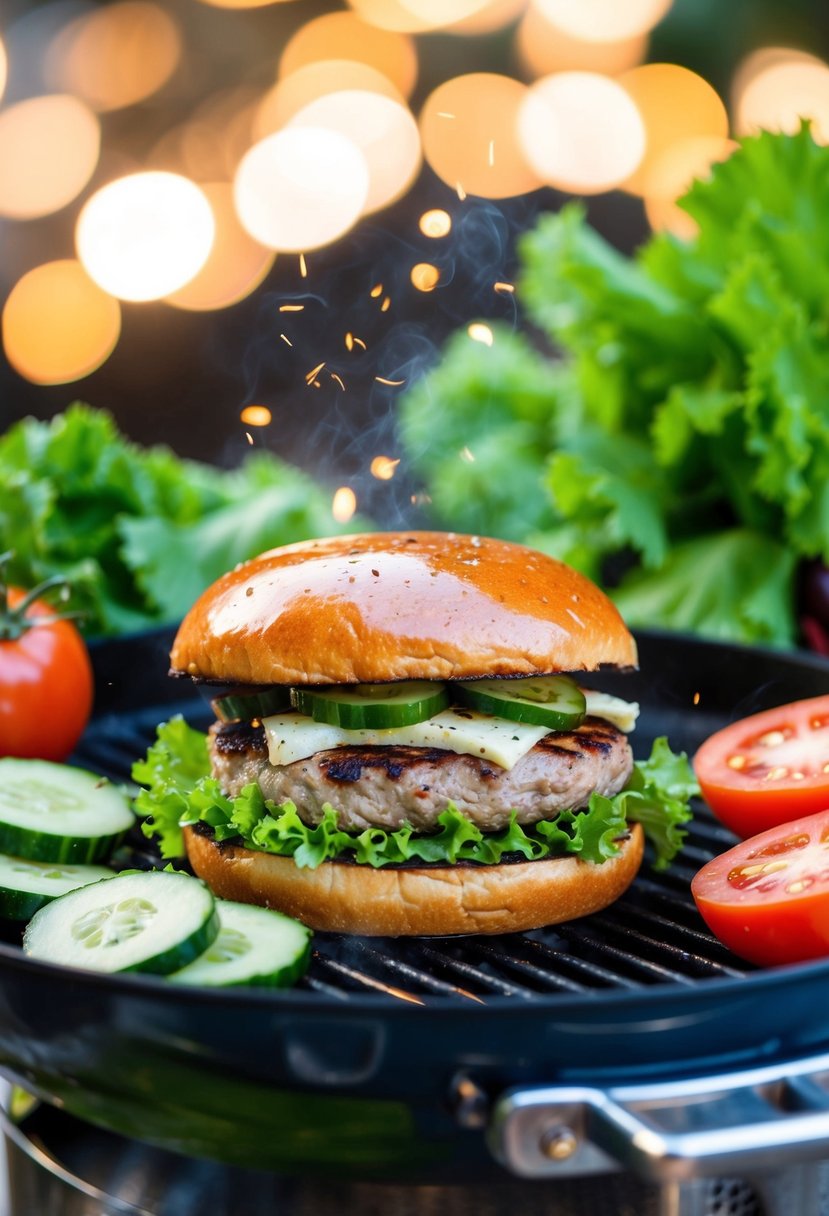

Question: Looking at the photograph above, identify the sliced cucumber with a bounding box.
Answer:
[0,854,114,921]
[453,675,586,730]
[213,687,292,723]
[0,759,135,863]
[23,871,219,976]
[292,681,449,729]
[169,901,312,988]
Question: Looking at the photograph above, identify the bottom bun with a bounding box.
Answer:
[184,823,645,936]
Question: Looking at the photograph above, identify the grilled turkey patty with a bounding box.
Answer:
[209,717,633,833]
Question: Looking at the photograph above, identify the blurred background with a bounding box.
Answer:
[4,0,829,660]
[1,0,828,517]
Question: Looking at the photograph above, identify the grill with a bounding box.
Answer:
[2,627,829,1215]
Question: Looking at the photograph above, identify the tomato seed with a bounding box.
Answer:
[786,879,812,894]
[765,766,789,780]
[728,859,789,888]
[759,730,787,747]
[727,755,747,769]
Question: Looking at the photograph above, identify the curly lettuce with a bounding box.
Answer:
[135,718,696,872]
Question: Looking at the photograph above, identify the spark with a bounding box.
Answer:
[330,373,346,391]
[460,446,475,463]
[299,254,308,278]
[494,281,515,294]
[332,486,357,523]
[240,405,271,427]
[381,296,391,312]
[279,304,304,312]
[468,322,494,346]
[375,376,405,386]
[438,111,455,119]
[280,333,293,346]
[370,283,383,298]
[371,456,400,480]
[488,139,495,167]
[345,332,354,351]
[456,181,467,201]
[245,431,254,445]
[305,361,326,384]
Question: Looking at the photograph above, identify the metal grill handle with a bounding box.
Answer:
[489,1050,829,1182]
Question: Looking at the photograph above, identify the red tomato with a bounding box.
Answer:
[0,587,94,761]
[694,696,829,838]
[692,810,829,966]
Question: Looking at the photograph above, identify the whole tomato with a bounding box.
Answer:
[0,578,93,761]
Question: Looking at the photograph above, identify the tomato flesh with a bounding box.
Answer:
[0,589,93,762]
[694,695,829,837]
[692,810,829,966]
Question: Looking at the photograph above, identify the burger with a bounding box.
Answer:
[144,531,692,936]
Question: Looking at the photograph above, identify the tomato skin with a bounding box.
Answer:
[0,589,93,762]
[694,695,829,838]
[692,810,829,967]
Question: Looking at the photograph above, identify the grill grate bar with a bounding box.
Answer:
[317,940,489,1000]
[459,939,594,994]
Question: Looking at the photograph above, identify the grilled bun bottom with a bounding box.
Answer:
[184,822,645,937]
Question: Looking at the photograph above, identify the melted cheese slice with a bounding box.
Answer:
[262,693,640,772]
[583,690,640,733]
[262,708,553,771]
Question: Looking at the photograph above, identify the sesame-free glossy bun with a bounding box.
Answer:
[184,823,644,937]
[170,532,637,685]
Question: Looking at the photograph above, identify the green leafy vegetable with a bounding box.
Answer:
[135,719,695,871]
[398,126,829,647]
[0,404,361,635]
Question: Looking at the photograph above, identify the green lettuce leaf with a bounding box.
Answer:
[135,721,696,871]
[0,405,363,635]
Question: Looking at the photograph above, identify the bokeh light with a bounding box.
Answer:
[2,260,121,385]
[332,486,358,522]
[516,5,647,78]
[196,0,298,10]
[445,0,527,34]
[347,0,492,32]
[420,73,540,199]
[419,209,452,237]
[619,63,729,196]
[165,182,275,311]
[256,60,402,137]
[0,94,100,221]
[731,47,823,114]
[240,405,272,426]
[519,72,645,194]
[734,56,829,143]
[531,0,672,43]
[468,322,494,345]
[411,262,441,291]
[76,172,215,302]
[289,90,421,214]
[153,87,261,182]
[45,2,181,112]
[279,12,418,99]
[235,127,369,252]
[370,455,400,479]
[644,135,737,238]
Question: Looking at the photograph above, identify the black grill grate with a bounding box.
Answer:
[72,702,753,1006]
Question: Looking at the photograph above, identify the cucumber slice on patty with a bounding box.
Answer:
[0,759,135,863]
[454,675,586,730]
[23,871,219,975]
[213,687,292,722]
[0,854,114,921]
[292,681,449,729]
[169,901,312,988]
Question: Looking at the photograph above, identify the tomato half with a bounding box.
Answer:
[694,696,829,838]
[692,810,829,966]
[0,587,93,762]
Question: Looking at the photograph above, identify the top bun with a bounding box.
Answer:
[170,531,637,686]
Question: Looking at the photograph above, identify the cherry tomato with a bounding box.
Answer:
[693,696,829,838]
[0,587,93,762]
[692,810,829,966]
